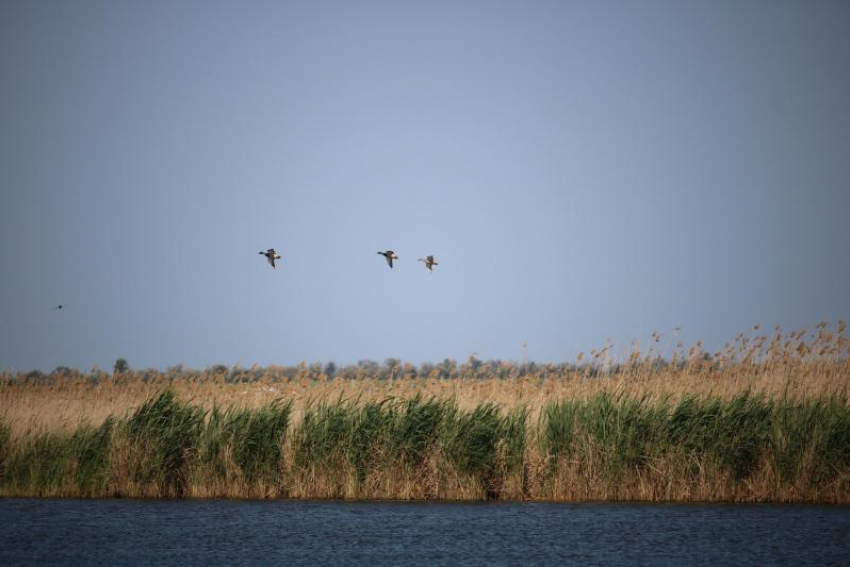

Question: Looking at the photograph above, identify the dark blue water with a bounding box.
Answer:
[1,499,849,566]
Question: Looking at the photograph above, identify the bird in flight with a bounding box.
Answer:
[54,304,64,310]
[418,255,438,272]
[377,250,398,269]
[259,248,281,269]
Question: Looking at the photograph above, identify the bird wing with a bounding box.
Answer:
[267,255,276,268]
[386,255,393,268]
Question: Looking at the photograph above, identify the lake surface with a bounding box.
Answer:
[1,499,849,566]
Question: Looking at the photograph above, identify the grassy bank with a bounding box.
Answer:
[2,389,849,502]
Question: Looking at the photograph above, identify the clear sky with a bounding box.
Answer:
[2,1,849,372]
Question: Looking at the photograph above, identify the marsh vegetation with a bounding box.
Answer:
[2,323,849,502]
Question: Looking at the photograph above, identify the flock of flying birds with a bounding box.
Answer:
[51,249,438,310]
[258,248,438,271]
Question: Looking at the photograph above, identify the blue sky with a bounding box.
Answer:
[1,0,849,371]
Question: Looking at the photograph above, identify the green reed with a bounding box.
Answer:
[290,395,523,496]
[540,391,850,491]
[2,417,114,497]
[1,389,849,501]
[209,400,292,482]
[125,390,205,496]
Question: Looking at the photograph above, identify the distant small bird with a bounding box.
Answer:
[259,248,281,269]
[418,255,438,272]
[54,305,64,310]
[377,250,398,269]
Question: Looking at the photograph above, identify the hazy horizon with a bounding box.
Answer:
[2,1,849,372]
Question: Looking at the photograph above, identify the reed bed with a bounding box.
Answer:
[1,323,849,502]
[2,389,849,502]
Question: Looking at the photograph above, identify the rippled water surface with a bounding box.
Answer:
[1,499,849,566]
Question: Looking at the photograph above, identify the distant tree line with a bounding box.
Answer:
[3,356,705,385]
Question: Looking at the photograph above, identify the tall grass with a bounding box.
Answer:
[539,392,850,501]
[1,388,849,501]
[124,390,205,496]
[0,421,10,485]
[1,323,848,501]
[207,400,292,481]
[4,322,848,439]
[287,396,524,499]
[3,418,114,497]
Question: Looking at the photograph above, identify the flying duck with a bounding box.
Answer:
[418,255,438,272]
[377,250,398,269]
[259,248,281,269]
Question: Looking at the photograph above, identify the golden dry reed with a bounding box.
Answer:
[1,322,849,502]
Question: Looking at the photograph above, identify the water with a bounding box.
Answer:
[1,499,849,566]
